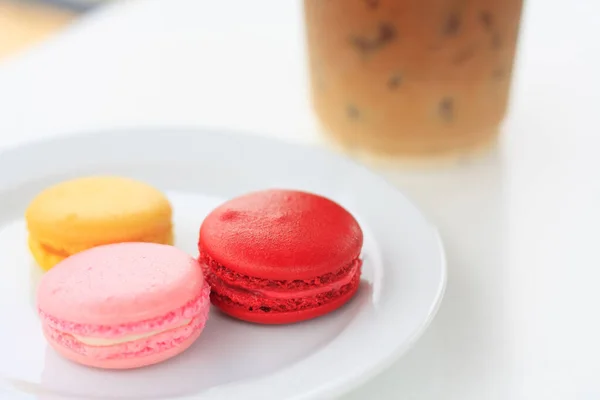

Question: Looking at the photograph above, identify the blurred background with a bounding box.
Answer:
[1,0,599,398]
[0,0,77,59]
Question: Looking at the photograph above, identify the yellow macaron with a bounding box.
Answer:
[25,176,173,270]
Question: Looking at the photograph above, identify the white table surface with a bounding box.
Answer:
[0,0,599,398]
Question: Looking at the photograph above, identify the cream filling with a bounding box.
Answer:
[71,319,191,347]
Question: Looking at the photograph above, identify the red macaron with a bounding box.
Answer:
[198,189,363,324]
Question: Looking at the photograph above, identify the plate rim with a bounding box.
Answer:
[0,128,447,400]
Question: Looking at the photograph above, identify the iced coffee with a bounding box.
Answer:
[304,0,523,158]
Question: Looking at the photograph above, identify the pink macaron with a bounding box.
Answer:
[36,242,210,369]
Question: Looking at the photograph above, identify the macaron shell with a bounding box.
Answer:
[200,251,359,292]
[211,279,360,324]
[199,189,363,280]
[28,230,173,271]
[37,242,204,326]
[28,236,65,271]
[46,327,203,369]
[41,282,210,370]
[39,281,210,339]
[26,176,172,248]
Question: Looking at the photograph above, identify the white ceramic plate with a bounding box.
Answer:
[0,129,446,400]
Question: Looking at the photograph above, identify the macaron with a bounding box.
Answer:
[37,242,210,369]
[25,176,173,270]
[199,189,363,324]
